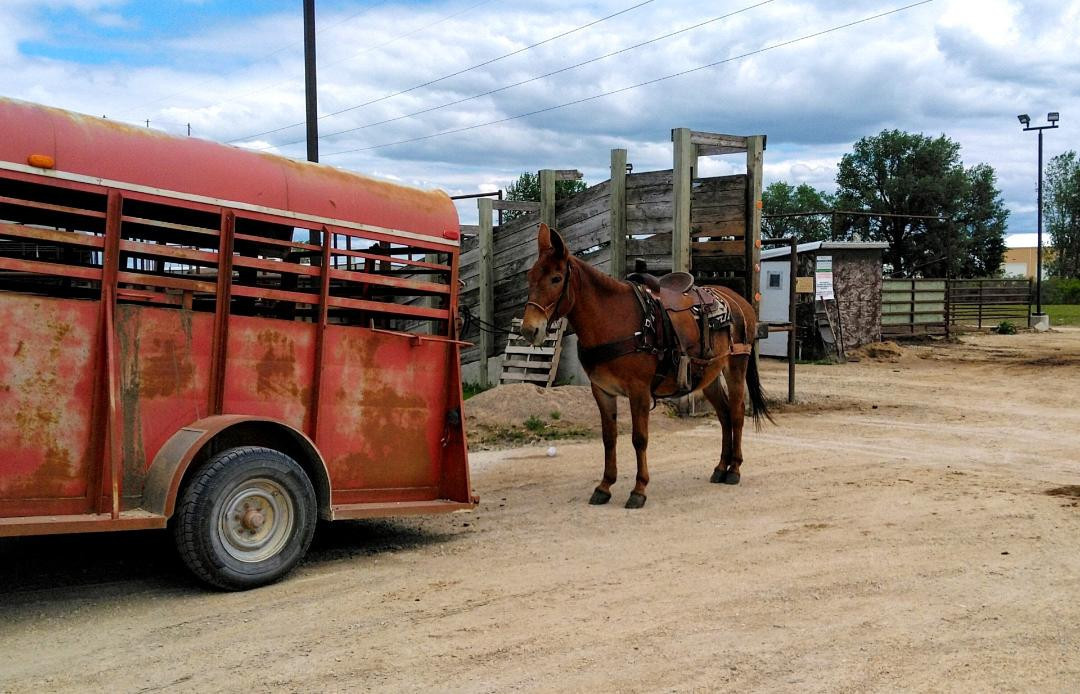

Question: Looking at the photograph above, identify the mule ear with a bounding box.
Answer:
[537,222,552,251]
[549,228,568,260]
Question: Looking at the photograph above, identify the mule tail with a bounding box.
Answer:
[746,344,775,429]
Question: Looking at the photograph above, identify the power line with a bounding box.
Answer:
[113,0,395,118]
[229,0,658,143]
[260,0,777,151]
[319,0,935,158]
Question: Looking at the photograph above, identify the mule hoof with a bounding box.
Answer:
[624,492,647,509]
[722,470,741,485]
[589,488,612,505]
[710,468,726,484]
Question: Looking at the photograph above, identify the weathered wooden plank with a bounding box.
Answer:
[610,150,627,280]
[478,198,495,387]
[690,131,748,149]
[627,235,674,256]
[500,372,552,383]
[540,169,556,229]
[693,240,749,256]
[492,200,540,212]
[691,255,746,273]
[690,219,746,238]
[505,345,556,356]
[502,358,555,369]
[746,135,764,311]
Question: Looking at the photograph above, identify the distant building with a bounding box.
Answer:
[1004,233,1054,279]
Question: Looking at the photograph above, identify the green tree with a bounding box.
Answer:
[761,181,834,241]
[502,172,588,222]
[1045,150,1080,278]
[834,129,1008,278]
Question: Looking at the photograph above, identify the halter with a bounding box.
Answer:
[525,258,575,330]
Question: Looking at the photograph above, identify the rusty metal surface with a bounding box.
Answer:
[114,305,214,508]
[319,326,456,504]
[0,294,100,516]
[223,316,316,434]
[0,97,458,240]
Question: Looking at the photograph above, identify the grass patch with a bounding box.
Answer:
[462,382,492,400]
[1044,304,1080,326]
[467,417,593,448]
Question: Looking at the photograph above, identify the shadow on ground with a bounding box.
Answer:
[0,519,456,598]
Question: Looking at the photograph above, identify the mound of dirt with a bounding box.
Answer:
[463,383,689,448]
[850,341,908,362]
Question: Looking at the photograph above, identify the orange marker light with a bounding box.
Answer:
[755,200,764,209]
[442,229,460,241]
[27,154,55,169]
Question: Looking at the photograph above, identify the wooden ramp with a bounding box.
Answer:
[500,318,567,387]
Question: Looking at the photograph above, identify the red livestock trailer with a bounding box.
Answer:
[0,98,474,589]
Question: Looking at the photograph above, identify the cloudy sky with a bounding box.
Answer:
[2,0,1077,231]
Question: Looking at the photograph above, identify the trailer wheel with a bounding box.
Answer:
[173,446,317,590]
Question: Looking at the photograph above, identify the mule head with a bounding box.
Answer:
[521,223,572,347]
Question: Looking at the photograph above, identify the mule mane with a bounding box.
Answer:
[569,254,626,294]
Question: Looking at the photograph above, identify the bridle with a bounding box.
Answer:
[525,258,575,330]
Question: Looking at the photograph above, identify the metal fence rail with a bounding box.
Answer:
[948,279,1032,328]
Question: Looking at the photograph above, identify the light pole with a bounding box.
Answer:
[1018,111,1059,318]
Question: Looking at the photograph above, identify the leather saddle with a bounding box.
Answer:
[626,271,738,395]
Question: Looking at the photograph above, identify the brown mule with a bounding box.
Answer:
[520,224,772,508]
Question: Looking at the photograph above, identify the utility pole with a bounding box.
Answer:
[303,0,319,163]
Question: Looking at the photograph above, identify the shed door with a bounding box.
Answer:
[758,261,790,358]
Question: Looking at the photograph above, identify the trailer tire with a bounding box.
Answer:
[173,446,317,590]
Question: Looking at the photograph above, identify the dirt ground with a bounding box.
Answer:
[3,328,1080,693]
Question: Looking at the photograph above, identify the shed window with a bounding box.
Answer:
[768,271,782,289]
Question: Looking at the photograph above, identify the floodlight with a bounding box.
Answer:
[1048,112,1060,123]
[1018,114,1030,125]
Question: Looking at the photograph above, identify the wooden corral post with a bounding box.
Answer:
[539,169,557,229]
[671,128,694,273]
[609,148,628,279]
[478,197,495,388]
[745,135,765,315]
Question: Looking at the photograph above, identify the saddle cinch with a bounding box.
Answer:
[580,270,752,397]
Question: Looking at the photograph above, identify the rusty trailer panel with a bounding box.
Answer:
[0,294,101,517]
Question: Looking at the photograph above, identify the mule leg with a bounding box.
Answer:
[702,377,733,484]
[589,383,618,505]
[624,387,652,508]
[721,355,750,485]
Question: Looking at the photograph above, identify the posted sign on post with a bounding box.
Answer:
[815,255,834,300]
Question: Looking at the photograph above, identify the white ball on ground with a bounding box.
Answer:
[546,446,557,457]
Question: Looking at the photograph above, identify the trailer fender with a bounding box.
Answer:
[142,415,332,521]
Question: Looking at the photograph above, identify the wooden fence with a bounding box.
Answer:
[458,171,749,369]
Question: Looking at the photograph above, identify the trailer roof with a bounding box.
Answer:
[0,98,458,241]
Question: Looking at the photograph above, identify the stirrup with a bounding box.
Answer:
[676,355,691,392]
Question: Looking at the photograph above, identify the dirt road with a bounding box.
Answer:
[3,329,1080,693]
